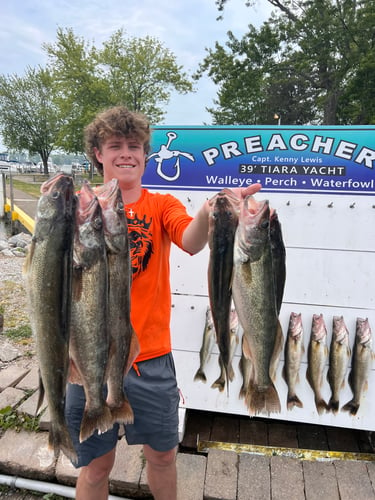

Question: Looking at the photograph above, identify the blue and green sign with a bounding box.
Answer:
[144,126,375,195]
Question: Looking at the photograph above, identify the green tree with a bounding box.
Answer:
[43,28,111,155]
[206,0,375,125]
[44,28,194,154]
[100,29,193,123]
[0,66,61,173]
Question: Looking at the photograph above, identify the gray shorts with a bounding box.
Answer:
[65,352,180,468]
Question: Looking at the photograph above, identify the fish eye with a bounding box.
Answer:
[93,217,102,229]
[261,221,269,229]
[51,191,60,199]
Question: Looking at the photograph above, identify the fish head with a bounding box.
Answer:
[35,173,75,235]
[236,196,270,261]
[74,181,104,268]
[94,179,128,253]
[356,317,372,346]
[311,313,327,342]
[332,315,349,344]
[208,190,240,249]
[209,190,239,225]
[288,312,303,339]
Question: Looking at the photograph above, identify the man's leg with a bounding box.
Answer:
[75,447,116,500]
[143,444,178,500]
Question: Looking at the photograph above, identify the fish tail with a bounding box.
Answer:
[110,398,134,425]
[211,376,225,392]
[49,423,77,463]
[315,397,329,415]
[249,383,281,416]
[194,369,207,383]
[287,393,303,410]
[239,384,247,400]
[79,404,113,443]
[342,399,359,416]
[328,397,339,414]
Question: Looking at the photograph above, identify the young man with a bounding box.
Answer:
[65,106,261,500]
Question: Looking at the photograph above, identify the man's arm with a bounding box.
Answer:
[182,183,262,255]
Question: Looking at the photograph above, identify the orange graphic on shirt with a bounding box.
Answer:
[127,213,153,277]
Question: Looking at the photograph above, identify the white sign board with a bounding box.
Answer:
[146,126,375,431]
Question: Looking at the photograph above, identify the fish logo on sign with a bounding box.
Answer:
[148,131,195,181]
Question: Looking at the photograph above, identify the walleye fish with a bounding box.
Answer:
[211,309,240,392]
[94,179,137,425]
[306,313,329,415]
[24,173,77,461]
[327,315,351,414]
[69,181,112,443]
[270,210,286,315]
[232,196,282,415]
[194,306,216,383]
[282,312,304,410]
[208,188,240,390]
[342,317,373,416]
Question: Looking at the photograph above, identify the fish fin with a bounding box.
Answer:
[242,334,252,360]
[194,369,207,383]
[328,398,339,414]
[281,365,286,382]
[228,362,235,382]
[342,399,359,416]
[306,367,313,389]
[287,393,303,410]
[35,370,45,415]
[23,240,35,274]
[315,398,329,415]
[79,404,113,443]
[49,423,77,463]
[249,383,281,416]
[110,397,134,425]
[67,358,83,385]
[269,320,283,382]
[124,328,140,375]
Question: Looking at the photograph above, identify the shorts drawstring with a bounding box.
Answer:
[133,362,141,376]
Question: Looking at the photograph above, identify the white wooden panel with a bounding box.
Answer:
[155,187,375,431]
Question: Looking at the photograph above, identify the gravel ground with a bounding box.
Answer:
[0,252,36,368]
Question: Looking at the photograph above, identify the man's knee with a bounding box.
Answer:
[80,449,116,485]
[143,445,177,468]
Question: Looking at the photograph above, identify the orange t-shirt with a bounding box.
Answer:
[125,189,193,362]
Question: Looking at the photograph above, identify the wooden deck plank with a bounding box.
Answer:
[296,423,328,450]
[303,461,340,500]
[210,413,240,443]
[325,425,360,452]
[268,421,298,448]
[180,409,213,449]
[239,418,268,445]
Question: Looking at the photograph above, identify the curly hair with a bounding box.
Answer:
[84,106,151,175]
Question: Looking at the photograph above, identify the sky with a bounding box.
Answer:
[0,0,274,151]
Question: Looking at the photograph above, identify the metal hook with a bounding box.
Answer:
[349,202,355,208]
[327,202,334,208]
[307,201,312,206]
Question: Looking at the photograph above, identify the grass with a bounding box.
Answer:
[6,173,103,199]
